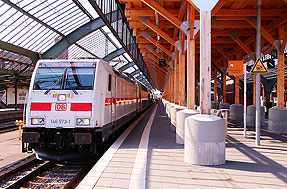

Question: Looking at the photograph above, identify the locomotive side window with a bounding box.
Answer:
[108,74,111,92]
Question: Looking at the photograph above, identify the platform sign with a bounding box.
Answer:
[228,60,243,76]
[250,58,268,74]
[159,59,166,67]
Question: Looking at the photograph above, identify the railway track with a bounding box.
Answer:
[0,122,18,133]
[0,118,22,133]
[0,156,96,189]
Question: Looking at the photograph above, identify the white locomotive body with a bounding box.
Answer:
[22,59,151,161]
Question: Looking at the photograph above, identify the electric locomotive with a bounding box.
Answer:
[22,59,151,161]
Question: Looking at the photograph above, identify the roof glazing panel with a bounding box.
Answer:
[124,66,136,74]
[0,0,92,53]
[77,29,117,58]
[12,0,90,35]
[0,49,33,73]
[102,26,122,48]
[111,55,128,70]
[58,44,96,59]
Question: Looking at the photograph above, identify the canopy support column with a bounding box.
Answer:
[187,4,196,109]
[277,25,285,107]
[179,31,186,106]
[199,10,212,114]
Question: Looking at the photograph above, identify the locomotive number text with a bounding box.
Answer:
[50,119,71,124]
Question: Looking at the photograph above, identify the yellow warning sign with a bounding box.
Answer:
[250,58,268,74]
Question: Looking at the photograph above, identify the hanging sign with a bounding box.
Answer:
[159,59,166,67]
[250,58,268,74]
[228,60,243,76]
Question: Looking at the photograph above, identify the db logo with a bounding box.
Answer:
[55,103,67,111]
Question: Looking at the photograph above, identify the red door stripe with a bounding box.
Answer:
[70,103,92,111]
[30,103,52,111]
[105,98,138,106]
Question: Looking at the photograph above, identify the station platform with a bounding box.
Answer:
[0,130,33,169]
[77,102,287,188]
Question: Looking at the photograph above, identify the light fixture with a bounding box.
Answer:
[57,94,66,101]
[31,118,45,125]
[76,118,90,126]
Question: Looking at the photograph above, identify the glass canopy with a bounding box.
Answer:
[0,0,153,89]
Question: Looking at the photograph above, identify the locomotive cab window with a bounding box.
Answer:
[33,62,95,90]
[108,74,112,92]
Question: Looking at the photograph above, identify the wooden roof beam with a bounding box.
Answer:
[211,0,227,16]
[144,57,168,73]
[137,29,174,37]
[215,45,230,60]
[140,31,172,56]
[215,9,287,17]
[229,13,287,58]
[121,0,182,3]
[146,62,166,76]
[147,66,165,79]
[141,0,185,32]
[125,8,178,17]
[246,16,280,51]
[129,21,175,29]
[143,53,159,65]
[214,16,278,21]
[145,56,168,71]
[152,68,166,78]
[196,38,234,44]
[212,30,256,37]
[267,12,287,31]
[185,0,226,43]
[138,16,176,45]
[212,21,253,28]
[144,44,164,59]
[168,0,187,57]
[230,31,255,60]
[281,26,287,54]
[211,60,224,73]
[136,37,171,46]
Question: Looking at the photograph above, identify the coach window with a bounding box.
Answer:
[108,74,111,91]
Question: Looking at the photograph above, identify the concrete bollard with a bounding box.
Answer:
[247,105,265,127]
[219,103,230,109]
[184,114,225,165]
[163,100,168,107]
[268,107,287,134]
[170,105,186,132]
[229,104,244,125]
[211,101,217,109]
[176,109,199,144]
[166,103,174,117]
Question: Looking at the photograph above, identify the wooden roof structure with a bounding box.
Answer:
[119,0,287,90]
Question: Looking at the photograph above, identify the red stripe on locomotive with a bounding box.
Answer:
[30,103,52,111]
[70,103,92,111]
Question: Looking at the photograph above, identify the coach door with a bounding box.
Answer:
[110,75,116,128]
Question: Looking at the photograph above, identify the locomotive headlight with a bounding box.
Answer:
[76,118,90,126]
[31,118,45,125]
[57,94,66,101]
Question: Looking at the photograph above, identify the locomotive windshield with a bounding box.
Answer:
[33,62,95,90]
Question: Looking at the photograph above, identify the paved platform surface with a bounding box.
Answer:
[78,102,287,189]
[0,130,33,168]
